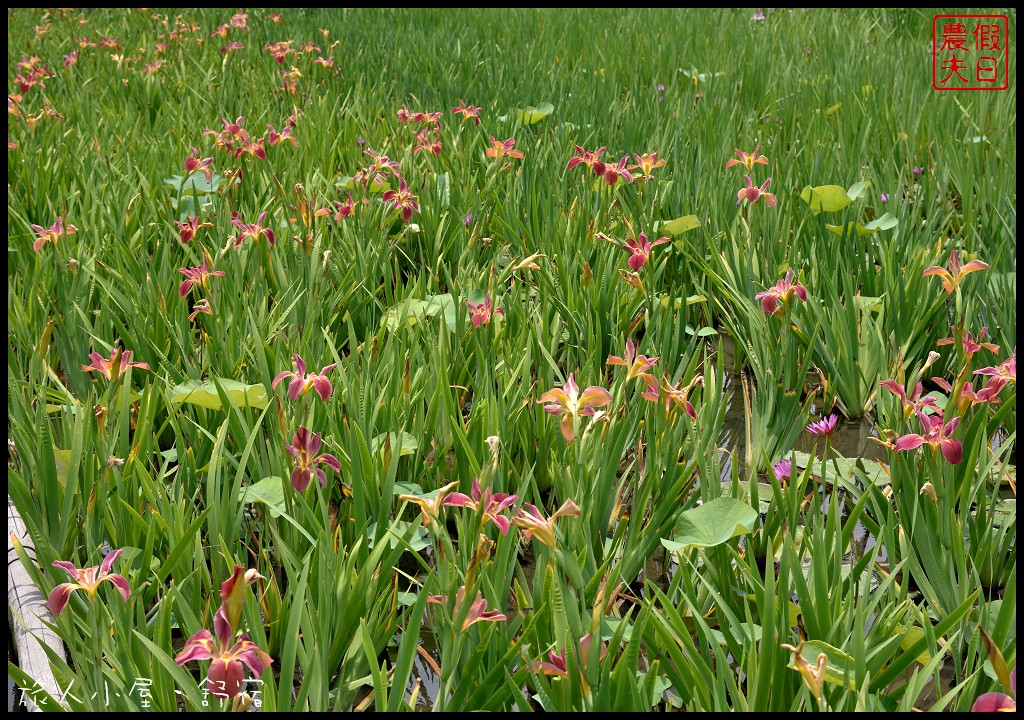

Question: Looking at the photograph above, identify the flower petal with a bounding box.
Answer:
[103,573,131,602]
[894,434,926,452]
[538,389,569,406]
[940,438,963,465]
[47,584,76,617]
[488,513,511,536]
[175,630,216,665]
[52,560,83,580]
[208,657,245,699]
[560,415,575,444]
[578,386,612,408]
[234,639,273,676]
[98,548,123,576]
[441,492,473,508]
[971,693,1016,712]
[291,467,311,492]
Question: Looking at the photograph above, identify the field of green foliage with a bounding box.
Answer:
[7,7,1016,712]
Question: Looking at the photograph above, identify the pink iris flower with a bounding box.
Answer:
[175,215,213,244]
[189,298,213,322]
[284,426,342,492]
[566,145,607,174]
[971,667,1016,712]
[48,549,131,616]
[646,374,703,419]
[893,410,963,465]
[353,149,401,189]
[398,481,461,527]
[936,325,999,358]
[272,353,336,401]
[879,380,939,420]
[231,211,276,246]
[628,152,666,178]
[267,124,297,147]
[974,349,1016,394]
[754,269,807,315]
[622,232,670,271]
[532,633,607,690]
[485,136,524,161]
[538,373,613,444]
[178,262,225,297]
[175,567,272,700]
[451,100,482,125]
[725,145,769,171]
[510,499,581,549]
[427,586,506,630]
[736,174,777,206]
[602,156,633,185]
[184,147,214,182]
[922,250,989,294]
[414,127,442,156]
[932,379,1004,413]
[607,339,659,380]
[441,477,518,535]
[82,347,151,380]
[31,216,78,253]
[330,195,356,222]
[233,136,267,160]
[203,116,249,151]
[466,294,504,327]
[381,176,420,221]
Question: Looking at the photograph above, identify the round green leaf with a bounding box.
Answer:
[500,102,554,124]
[661,496,758,551]
[800,185,853,214]
[169,378,269,410]
[657,214,701,237]
[239,476,287,517]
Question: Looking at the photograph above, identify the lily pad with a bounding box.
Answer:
[710,622,763,646]
[656,215,701,236]
[789,640,857,690]
[383,294,457,332]
[896,626,932,665]
[499,102,554,124]
[845,180,871,201]
[370,431,419,456]
[366,520,430,552]
[679,66,724,83]
[661,496,758,552]
[169,378,269,410]
[791,450,889,487]
[826,212,898,236]
[164,172,225,195]
[53,448,71,487]
[239,477,317,542]
[658,294,708,311]
[800,185,853,214]
[394,481,424,496]
[336,175,389,193]
[165,173,228,221]
[238,476,287,518]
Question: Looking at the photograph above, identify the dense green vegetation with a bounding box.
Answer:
[8,8,1016,712]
